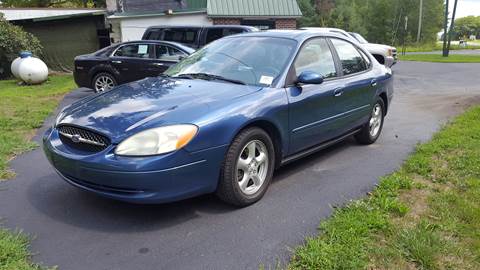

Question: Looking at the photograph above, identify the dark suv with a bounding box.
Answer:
[142,25,258,49]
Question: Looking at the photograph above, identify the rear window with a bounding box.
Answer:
[113,44,154,58]
[162,28,198,44]
[146,30,162,40]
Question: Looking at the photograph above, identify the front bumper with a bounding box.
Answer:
[42,127,227,204]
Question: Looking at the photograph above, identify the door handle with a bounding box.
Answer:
[371,79,378,87]
[152,63,164,66]
[333,88,344,97]
[111,60,122,64]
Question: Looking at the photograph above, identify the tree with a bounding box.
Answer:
[0,13,42,78]
[454,16,480,39]
[296,0,444,45]
[297,0,318,27]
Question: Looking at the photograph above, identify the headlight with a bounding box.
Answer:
[115,124,198,156]
[387,48,393,56]
[54,110,65,127]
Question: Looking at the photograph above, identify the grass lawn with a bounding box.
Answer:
[399,54,480,63]
[404,42,480,52]
[289,105,480,269]
[0,74,75,270]
[0,75,75,179]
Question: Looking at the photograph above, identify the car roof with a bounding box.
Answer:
[145,25,257,30]
[115,40,195,54]
[223,29,358,43]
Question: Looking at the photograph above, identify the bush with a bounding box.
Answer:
[0,13,43,79]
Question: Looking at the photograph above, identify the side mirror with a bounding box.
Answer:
[178,56,185,61]
[296,71,324,85]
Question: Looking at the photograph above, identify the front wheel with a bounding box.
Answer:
[216,128,275,207]
[355,98,385,144]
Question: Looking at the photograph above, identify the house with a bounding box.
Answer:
[0,8,109,71]
[106,0,302,42]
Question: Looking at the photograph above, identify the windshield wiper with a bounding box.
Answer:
[174,73,246,85]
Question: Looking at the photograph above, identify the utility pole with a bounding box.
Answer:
[446,0,459,56]
[442,0,449,57]
[417,0,423,43]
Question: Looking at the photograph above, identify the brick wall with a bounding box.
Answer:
[275,19,297,29]
[212,18,241,25]
[212,18,297,29]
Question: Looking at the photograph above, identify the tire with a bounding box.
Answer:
[216,127,275,207]
[355,98,385,145]
[92,72,117,93]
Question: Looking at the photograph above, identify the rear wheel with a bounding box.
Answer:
[216,127,275,207]
[92,72,116,93]
[355,98,385,144]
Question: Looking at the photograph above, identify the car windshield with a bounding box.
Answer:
[350,32,368,44]
[165,36,297,87]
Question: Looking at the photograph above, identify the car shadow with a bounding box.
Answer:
[27,135,356,234]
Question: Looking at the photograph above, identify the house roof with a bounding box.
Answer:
[0,8,105,21]
[207,0,302,18]
[108,0,302,19]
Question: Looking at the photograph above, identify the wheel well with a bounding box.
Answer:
[379,92,388,115]
[372,54,385,65]
[241,120,283,169]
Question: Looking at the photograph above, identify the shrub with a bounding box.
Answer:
[0,13,43,79]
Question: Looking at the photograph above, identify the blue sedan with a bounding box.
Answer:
[43,30,393,206]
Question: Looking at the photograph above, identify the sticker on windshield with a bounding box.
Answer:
[259,75,274,85]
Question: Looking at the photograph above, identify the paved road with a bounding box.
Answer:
[1,61,480,270]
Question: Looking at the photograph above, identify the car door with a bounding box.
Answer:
[286,37,344,154]
[110,43,156,82]
[329,38,377,135]
[153,44,188,73]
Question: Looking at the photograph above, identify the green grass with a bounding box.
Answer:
[399,54,480,63]
[0,229,47,270]
[1,75,74,270]
[404,42,480,52]
[0,75,75,179]
[289,105,480,270]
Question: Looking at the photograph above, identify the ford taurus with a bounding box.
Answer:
[43,30,393,206]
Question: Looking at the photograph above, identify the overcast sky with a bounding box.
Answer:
[449,0,480,18]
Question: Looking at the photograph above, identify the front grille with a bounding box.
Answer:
[58,125,110,152]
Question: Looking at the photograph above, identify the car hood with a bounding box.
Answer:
[58,77,261,143]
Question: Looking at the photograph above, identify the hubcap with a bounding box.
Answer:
[236,140,269,195]
[369,103,383,137]
[95,76,115,92]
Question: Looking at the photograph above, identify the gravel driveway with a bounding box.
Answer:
[1,61,480,270]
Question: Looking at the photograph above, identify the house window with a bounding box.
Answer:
[241,19,275,30]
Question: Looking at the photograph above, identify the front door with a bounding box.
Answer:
[287,38,344,154]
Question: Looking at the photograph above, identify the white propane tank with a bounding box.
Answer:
[10,57,22,79]
[11,51,32,79]
[17,52,48,84]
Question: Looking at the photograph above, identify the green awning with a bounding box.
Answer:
[207,0,302,18]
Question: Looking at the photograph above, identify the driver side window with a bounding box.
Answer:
[294,38,337,79]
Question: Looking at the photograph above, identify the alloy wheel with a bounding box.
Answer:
[369,103,383,137]
[94,75,115,92]
[236,140,269,195]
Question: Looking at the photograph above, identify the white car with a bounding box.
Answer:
[349,32,397,67]
[301,27,397,67]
